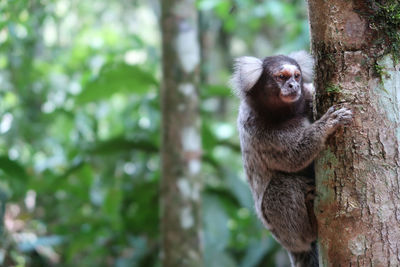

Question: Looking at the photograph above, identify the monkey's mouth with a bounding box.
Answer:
[280,92,300,103]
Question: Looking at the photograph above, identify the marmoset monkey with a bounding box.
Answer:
[231,51,352,267]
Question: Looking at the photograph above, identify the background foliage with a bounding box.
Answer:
[0,0,309,266]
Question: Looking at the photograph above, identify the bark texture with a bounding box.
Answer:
[307,0,400,265]
[160,0,202,266]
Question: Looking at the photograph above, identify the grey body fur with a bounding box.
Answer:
[232,52,352,267]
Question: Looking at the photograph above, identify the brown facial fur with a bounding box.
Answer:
[244,56,306,124]
[274,66,300,77]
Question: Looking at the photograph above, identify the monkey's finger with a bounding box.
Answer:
[326,106,336,114]
[341,116,353,122]
[338,116,353,125]
[332,108,352,117]
[338,112,353,120]
[340,120,353,126]
[322,107,336,120]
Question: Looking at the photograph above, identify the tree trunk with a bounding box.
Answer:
[160,0,203,266]
[307,0,400,265]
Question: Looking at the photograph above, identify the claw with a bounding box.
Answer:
[327,106,336,113]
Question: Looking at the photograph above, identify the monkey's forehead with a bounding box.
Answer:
[262,55,300,73]
[276,64,300,76]
[265,63,300,76]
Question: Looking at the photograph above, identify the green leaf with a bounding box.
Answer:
[0,156,28,199]
[77,63,158,103]
[103,187,122,228]
[88,136,159,155]
[0,156,27,181]
[202,123,218,150]
[205,251,237,267]
[203,193,230,251]
[196,0,224,11]
[224,169,253,209]
[124,179,159,237]
[240,238,277,267]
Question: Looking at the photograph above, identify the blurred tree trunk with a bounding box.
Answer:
[8,0,45,140]
[160,0,202,266]
[199,11,213,85]
[308,0,400,265]
[199,10,229,118]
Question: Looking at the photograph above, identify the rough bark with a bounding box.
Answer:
[307,0,400,265]
[160,0,203,266]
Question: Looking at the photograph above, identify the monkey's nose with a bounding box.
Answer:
[288,83,300,92]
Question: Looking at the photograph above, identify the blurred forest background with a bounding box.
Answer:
[0,0,310,266]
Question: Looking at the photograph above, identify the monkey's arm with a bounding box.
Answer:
[262,106,352,173]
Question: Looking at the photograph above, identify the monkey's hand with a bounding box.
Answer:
[320,105,353,135]
[252,105,352,173]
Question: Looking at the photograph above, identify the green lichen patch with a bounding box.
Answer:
[374,63,390,79]
[375,54,399,98]
[367,0,400,61]
[326,83,341,93]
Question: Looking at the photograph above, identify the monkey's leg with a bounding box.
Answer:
[261,174,318,267]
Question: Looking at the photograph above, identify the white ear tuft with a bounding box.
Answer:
[230,56,263,96]
[288,51,314,83]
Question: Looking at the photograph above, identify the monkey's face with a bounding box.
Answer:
[272,64,302,104]
[231,54,310,110]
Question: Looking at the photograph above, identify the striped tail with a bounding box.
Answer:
[288,242,319,267]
